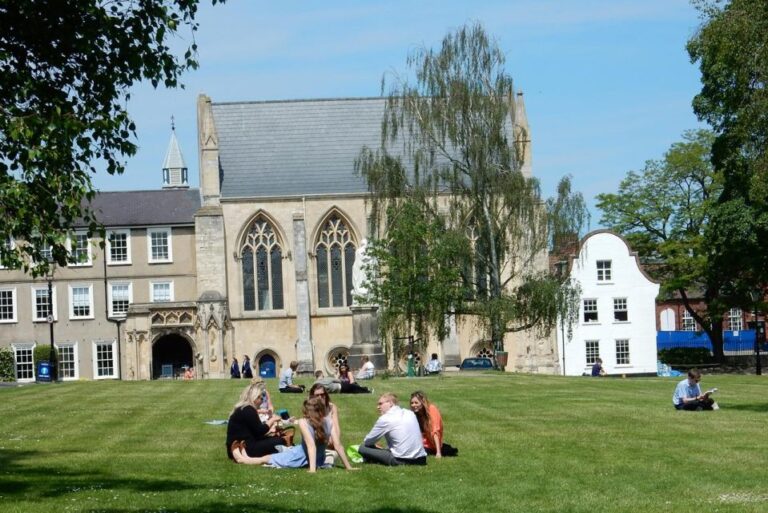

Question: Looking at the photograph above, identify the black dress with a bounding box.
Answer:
[226,406,282,459]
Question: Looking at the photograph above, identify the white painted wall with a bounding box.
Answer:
[558,231,660,376]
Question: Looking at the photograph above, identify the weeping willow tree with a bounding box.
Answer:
[356,23,586,353]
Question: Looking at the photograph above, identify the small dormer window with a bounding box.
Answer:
[162,169,170,185]
[597,260,612,281]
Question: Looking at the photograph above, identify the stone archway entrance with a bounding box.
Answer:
[152,333,193,379]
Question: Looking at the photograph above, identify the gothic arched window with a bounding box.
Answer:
[241,218,283,311]
[315,214,356,308]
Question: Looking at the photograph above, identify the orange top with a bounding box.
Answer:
[422,403,443,451]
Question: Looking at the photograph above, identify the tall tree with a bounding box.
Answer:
[0,0,223,275]
[357,23,587,354]
[688,0,768,308]
[596,130,731,359]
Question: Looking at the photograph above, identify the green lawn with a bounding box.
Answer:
[1,373,766,513]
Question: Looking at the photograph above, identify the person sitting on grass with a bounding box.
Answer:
[337,363,371,394]
[231,397,331,472]
[307,383,358,470]
[279,360,305,393]
[226,381,285,461]
[424,353,442,375]
[356,355,375,380]
[409,390,458,457]
[359,393,427,466]
[672,368,718,411]
[591,358,606,377]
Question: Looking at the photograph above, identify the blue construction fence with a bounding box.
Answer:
[657,330,768,355]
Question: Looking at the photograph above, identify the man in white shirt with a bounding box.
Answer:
[359,393,427,466]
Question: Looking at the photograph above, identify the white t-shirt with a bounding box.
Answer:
[363,405,426,459]
[357,361,375,379]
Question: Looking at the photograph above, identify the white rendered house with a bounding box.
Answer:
[557,230,659,376]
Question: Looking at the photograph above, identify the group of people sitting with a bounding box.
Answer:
[279,358,374,394]
[226,374,456,471]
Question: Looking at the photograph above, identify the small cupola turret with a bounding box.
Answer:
[162,116,189,188]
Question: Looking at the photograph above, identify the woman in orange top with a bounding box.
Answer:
[409,390,444,457]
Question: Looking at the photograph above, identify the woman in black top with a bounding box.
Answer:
[226,381,284,460]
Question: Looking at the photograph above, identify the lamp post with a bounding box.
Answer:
[749,289,763,376]
[46,268,57,381]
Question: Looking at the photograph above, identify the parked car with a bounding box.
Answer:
[459,357,494,371]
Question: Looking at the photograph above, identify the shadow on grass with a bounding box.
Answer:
[0,448,196,499]
[86,507,431,513]
[724,403,768,412]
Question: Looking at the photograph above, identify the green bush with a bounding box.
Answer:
[34,344,58,365]
[0,347,15,382]
[658,347,714,365]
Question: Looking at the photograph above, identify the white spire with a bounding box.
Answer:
[162,118,189,188]
[514,91,532,178]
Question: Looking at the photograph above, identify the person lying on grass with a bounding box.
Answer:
[232,397,348,472]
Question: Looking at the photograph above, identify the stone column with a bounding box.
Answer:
[441,312,461,366]
[292,212,314,373]
[347,305,386,372]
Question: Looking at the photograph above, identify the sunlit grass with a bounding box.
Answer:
[1,372,766,513]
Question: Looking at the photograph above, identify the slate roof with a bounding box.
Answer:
[76,189,201,228]
[211,98,387,199]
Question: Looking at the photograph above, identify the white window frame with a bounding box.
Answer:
[585,340,600,365]
[615,339,630,365]
[31,285,58,322]
[583,298,598,323]
[69,283,94,320]
[596,260,612,282]
[107,229,132,265]
[0,287,18,323]
[67,231,92,267]
[108,281,133,318]
[613,298,628,322]
[681,309,696,331]
[56,342,79,380]
[92,339,119,379]
[150,281,174,303]
[147,227,173,263]
[728,307,743,331]
[12,343,35,382]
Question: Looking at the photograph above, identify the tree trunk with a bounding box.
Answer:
[706,319,725,363]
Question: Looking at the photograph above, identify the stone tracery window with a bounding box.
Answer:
[241,217,284,311]
[315,214,356,308]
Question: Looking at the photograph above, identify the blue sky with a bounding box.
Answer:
[95,0,705,227]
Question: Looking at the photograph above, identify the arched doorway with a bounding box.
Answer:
[152,333,193,379]
[257,353,277,378]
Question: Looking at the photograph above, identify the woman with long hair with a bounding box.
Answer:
[409,390,458,458]
[307,383,357,470]
[337,363,371,394]
[226,381,284,460]
[231,397,332,472]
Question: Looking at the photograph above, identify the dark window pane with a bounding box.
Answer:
[344,243,355,306]
[317,246,329,308]
[331,245,343,307]
[242,248,255,311]
[256,247,269,310]
[271,247,283,310]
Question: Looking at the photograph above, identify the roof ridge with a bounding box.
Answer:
[211,96,386,106]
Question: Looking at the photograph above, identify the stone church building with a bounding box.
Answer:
[0,93,559,381]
